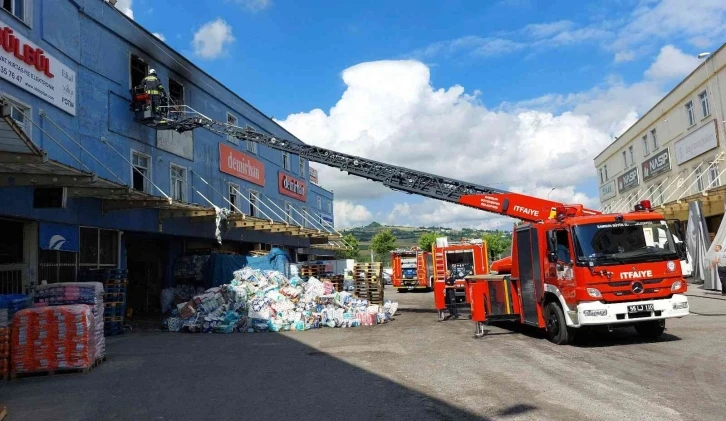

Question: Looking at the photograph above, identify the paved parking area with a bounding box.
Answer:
[2,284,726,421]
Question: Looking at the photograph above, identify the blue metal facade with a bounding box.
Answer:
[0,0,335,250]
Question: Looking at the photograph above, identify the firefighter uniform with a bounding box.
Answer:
[444,270,459,319]
[141,69,165,114]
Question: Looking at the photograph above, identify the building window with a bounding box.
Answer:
[226,113,239,145]
[39,250,77,284]
[80,228,119,268]
[604,165,608,180]
[316,196,322,209]
[247,140,257,154]
[131,151,151,193]
[130,54,148,89]
[228,183,239,211]
[285,202,293,224]
[2,0,29,25]
[299,158,306,177]
[651,128,658,150]
[699,90,710,118]
[642,135,648,155]
[6,97,31,137]
[282,152,290,170]
[327,200,332,213]
[655,184,664,206]
[694,165,704,193]
[709,162,720,188]
[685,101,695,127]
[170,164,186,202]
[249,190,259,217]
[168,79,184,106]
[622,151,627,167]
[301,206,308,227]
[628,145,634,165]
[599,168,604,184]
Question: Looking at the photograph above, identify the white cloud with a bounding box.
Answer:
[192,18,235,59]
[614,50,636,63]
[333,201,373,229]
[275,60,619,217]
[110,0,133,19]
[152,32,166,42]
[522,20,574,39]
[233,0,272,12]
[644,44,701,81]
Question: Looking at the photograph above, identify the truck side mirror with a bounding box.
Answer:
[676,242,688,261]
[547,251,558,263]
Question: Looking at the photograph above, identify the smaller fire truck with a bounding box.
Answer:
[391,248,434,292]
[432,238,490,320]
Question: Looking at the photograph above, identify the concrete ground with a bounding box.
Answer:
[2,284,726,421]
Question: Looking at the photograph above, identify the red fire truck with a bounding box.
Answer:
[432,238,489,320]
[391,248,434,292]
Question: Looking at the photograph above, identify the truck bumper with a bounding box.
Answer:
[569,294,689,327]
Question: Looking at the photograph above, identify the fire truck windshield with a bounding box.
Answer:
[573,220,679,265]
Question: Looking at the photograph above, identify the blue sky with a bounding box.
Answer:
[116,0,726,229]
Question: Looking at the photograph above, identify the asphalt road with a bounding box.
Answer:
[2,286,725,421]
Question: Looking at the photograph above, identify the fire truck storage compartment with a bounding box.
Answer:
[515,226,542,326]
[446,249,474,301]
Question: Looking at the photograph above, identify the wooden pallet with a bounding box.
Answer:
[10,355,106,380]
[0,406,6,420]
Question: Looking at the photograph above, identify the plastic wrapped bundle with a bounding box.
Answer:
[11,305,97,374]
[32,282,106,361]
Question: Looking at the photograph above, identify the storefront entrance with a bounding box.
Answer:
[0,218,37,294]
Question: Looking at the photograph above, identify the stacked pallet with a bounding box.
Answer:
[101,269,128,336]
[299,263,326,281]
[320,275,344,292]
[353,262,384,305]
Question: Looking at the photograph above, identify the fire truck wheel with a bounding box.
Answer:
[545,302,571,345]
[634,320,665,339]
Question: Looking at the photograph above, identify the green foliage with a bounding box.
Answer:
[335,233,360,259]
[371,229,397,261]
[483,231,511,260]
[418,232,438,252]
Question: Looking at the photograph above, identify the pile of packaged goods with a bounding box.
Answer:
[11,305,98,374]
[0,297,9,379]
[32,282,106,361]
[164,268,399,333]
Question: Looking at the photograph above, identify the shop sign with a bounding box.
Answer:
[309,167,319,185]
[674,120,718,165]
[617,166,639,194]
[599,180,616,201]
[0,21,77,116]
[641,148,671,182]
[219,143,265,186]
[39,222,79,252]
[319,212,333,224]
[279,172,307,201]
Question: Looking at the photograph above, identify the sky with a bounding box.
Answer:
[112,0,726,230]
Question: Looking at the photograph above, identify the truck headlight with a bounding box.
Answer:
[586,288,602,298]
[672,302,688,310]
[671,281,682,291]
[583,309,607,317]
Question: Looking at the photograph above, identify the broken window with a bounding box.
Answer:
[130,55,147,89]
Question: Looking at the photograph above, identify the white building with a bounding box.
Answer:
[594,42,726,234]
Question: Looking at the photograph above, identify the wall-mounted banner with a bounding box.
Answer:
[674,120,718,165]
[641,148,671,182]
[0,20,77,116]
[319,212,333,224]
[599,180,616,201]
[219,143,265,186]
[309,167,319,185]
[279,171,307,201]
[39,222,79,252]
[617,166,639,194]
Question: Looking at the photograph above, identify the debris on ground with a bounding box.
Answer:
[163,268,399,333]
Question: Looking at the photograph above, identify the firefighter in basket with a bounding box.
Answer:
[140,69,166,117]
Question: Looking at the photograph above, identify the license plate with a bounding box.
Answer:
[628,304,654,313]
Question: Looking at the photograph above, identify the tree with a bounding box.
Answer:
[371,229,397,262]
[336,233,360,259]
[418,232,438,252]
[483,232,510,261]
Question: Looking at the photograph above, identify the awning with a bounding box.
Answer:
[657,185,726,221]
[0,98,343,244]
